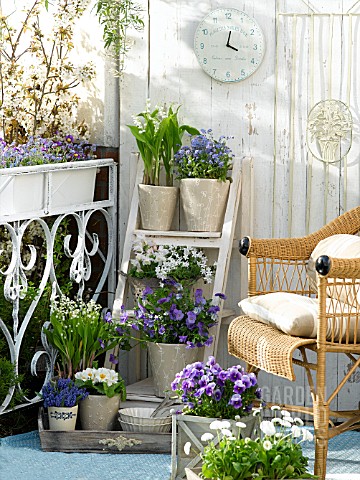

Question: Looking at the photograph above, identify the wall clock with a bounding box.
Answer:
[194,8,265,83]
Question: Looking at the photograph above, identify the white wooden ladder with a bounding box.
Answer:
[112,157,242,368]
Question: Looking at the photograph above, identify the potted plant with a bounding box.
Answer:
[128,99,199,230]
[0,1,100,217]
[128,236,215,299]
[174,129,234,232]
[121,282,225,397]
[171,356,262,477]
[40,378,88,431]
[184,407,317,480]
[42,295,131,378]
[75,366,126,431]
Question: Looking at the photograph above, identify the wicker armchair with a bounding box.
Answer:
[228,206,360,480]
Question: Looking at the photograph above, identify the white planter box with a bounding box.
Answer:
[0,160,99,218]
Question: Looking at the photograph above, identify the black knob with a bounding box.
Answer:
[315,255,331,276]
[239,237,250,256]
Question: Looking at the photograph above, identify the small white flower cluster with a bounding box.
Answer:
[75,367,119,387]
[131,99,168,135]
[51,296,102,324]
[130,236,215,284]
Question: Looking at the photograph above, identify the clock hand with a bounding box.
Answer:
[225,31,239,51]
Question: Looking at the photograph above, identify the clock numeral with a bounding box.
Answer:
[251,58,255,64]
[226,71,231,78]
[212,69,217,75]
[241,69,246,76]
[212,17,218,24]
[202,28,208,35]
[253,44,258,50]
[250,28,255,35]
[225,12,232,19]
[200,42,204,49]
[203,57,207,64]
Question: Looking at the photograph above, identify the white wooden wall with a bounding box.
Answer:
[117,0,360,411]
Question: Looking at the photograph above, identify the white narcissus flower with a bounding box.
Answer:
[184,442,191,455]
[201,432,214,442]
[260,420,276,436]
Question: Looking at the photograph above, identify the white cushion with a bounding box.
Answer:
[307,234,360,305]
[239,292,360,341]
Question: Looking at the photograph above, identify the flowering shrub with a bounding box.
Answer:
[43,295,131,378]
[122,282,224,347]
[40,378,88,408]
[171,356,261,419]
[0,135,96,168]
[128,99,198,185]
[197,409,316,479]
[128,236,215,284]
[75,367,126,399]
[0,0,95,143]
[174,129,234,182]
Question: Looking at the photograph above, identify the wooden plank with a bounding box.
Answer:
[38,408,171,454]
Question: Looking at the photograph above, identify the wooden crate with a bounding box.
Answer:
[38,408,171,454]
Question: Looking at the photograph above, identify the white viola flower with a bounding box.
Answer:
[291,425,302,438]
[184,442,191,455]
[263,440,272,451]
[302,428,314,442]
[260,420,276,436]
[236,421,247,429]
[201,433,214,442]
[209,420,224,430]
[294,417,304,426]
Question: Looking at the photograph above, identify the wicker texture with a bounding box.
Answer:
[228,206,360,480]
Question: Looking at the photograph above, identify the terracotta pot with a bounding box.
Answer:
[79,394,120,431]
[138,184,178,230]
[147,342,203,398]
[47,405,78,431]
[180,178,230,232]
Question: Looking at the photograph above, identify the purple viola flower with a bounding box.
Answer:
[142,286,153,296]
[204,336,213,346]
[215,292,227,300]
[173,308,184,321]
[233,380,246,394]
[159,325,165,335]
[205,382,216,396]
[213,389,222,402]
[228,394,243,409]
[103,311,112,323]
[248,372,258,386]
[109,353,119,365]
[179,335,188,343]
[186,311,197,328]
[218,370,229,382]
[198,375,209,388]
[98,338,105,349]
[228,367,242,382]
[241,375,252,388]
[255,388,262,399]
[207,356,216,366]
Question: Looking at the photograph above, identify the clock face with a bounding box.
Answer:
[194,8,265,83]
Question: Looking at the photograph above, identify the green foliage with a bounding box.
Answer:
[128,101,199,185]
[95,0,144,72]
[0,345,25,408]
[43,296,131,378]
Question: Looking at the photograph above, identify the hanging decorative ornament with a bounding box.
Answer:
[306,99,352,163]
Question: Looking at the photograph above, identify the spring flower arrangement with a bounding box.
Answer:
[40,378,88,408]
[128,236,215,285]
[128,99,199,185]
[174,129,234,182]
[75,367,126,400]
[194,407,316,479]
[0,0,95,143]
[0,135,96,169]
[171,356,261,419]
[122,282,224,348]
[43,295,131,378]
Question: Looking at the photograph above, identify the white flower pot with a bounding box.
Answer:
[147,342,203,398]
[180,178,230,232]
[79,394,121,431]
[0,161,97,217]
[138,184,178,230]
[47,405,78,431]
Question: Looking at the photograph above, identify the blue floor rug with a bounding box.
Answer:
[0,429,359,479]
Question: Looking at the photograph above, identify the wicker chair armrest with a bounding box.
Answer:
[316,255,360,279]
[239,235,315,260]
